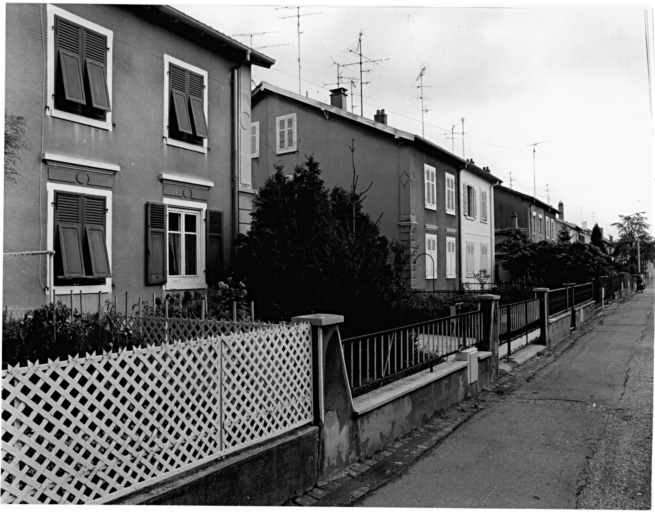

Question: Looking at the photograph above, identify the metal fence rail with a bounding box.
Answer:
[341,311,483,397]
[499,298,540,342]
[548,287,568,315]
[572,283,593,306]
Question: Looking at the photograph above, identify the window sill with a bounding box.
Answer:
[164,279,207,291]
[50,108,112,131]
[165,137,208,155]
[53,281,112,297]
[276,147,297,155]
[445,210,456,216]
[424,206,437,212]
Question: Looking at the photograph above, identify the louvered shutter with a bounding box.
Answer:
[472,188,477,218]
[56,17,86,105]
[206,209,224,286]
[146,202,167,285]
[56,193,85,278]
[84,196,111,278]
[84,28,110,111]
[170,65,193,135]
[188,71,208,138]
[463,183,468,216]
[278,118,286,151]
[287,116,295,150]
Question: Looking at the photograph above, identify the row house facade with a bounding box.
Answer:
[4,4,274,310]
[494,185,560,242]
[250,83,502,290]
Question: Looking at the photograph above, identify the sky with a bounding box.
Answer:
[175,1,654,238]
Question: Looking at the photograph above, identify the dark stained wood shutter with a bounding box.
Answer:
[84,196,111,278]
[146,202,167,285]
[188,72,208,138]
[55,193,85,278]
[205,210,223,286]
[56,17,86,105]
[83,28,110,111]
[170,64,193,135]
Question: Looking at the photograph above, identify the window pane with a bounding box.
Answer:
[279,120,286,148]
[185,233,197,275]
[184,213,197,233]
[169,212,181,232]
[169,233,181,275]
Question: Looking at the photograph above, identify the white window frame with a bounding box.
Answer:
[251,121,260,158]
[532,211,537,236]
[480,189,488,222]
[163,198,207,291]
[445,172,456,215]
[466,241,475,277]
[464,184,476,218]
[480,243,489,273]
[163,54,208,155]
[446,235,457,278]
[276,113,297,154]
[47,5,113,131]
[424,164,437,211]
[425,233,438,280]
[539,214,543,237]
[46,182,113,296]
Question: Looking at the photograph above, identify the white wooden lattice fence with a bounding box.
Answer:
[1,322,313,504]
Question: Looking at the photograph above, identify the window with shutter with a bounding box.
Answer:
[206,209,224,286]
[168,63,208,146]
[424,164,437,211]
[445,173,456,215]
[146,202,167,285]
[480,243,489,273]
[481,190,488,222]
[446,235,457,278]
[54,15,110,121]
[251,121,260,158]
[425,233,438,280]
[466,241,475,277]
[276,114,297,154]
[54,191,110,284]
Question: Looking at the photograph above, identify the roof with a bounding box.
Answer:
[496,184,560,214]
[252,82,502,185]
[126,6,275,68]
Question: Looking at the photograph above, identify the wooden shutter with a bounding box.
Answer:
[55,193,85,278]
[84,28,110,111]
[56,17,86,105]
[146,202,167,285]
[170,65,193,135]
[287,115,295,149]
[463,183,468,216]
[278,118,286,151]
[84,196,111,278]
[472,188,477,218]
[481,190,487,221]
[188,72,208,138]
[206,209,224,286]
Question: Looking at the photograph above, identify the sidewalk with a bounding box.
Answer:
[285,293,631,507]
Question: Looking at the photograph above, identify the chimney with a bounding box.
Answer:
[558,201,564,221]
[599,227,604,238]
[582,221,588,230]
[329,87,348,110]
[374,109,388,124]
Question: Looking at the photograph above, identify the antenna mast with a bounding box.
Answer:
[528,140,549,199]
[346,30,388,117]
[233,31,278,48]
[509,171,513,189]
[461,118,466,158]
[279,7,322,94]
[415,66,431,137]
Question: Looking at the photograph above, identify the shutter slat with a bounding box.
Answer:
[188,72,204,98]
[84,196,105,226]
[171,89,193,135]
[57,194,81,224]
[86,225,111,278]
[58,224,85,278]
[189,96,208,138]
[170,65,187,92]
[57,17,80,53]
[86,58,111,111]
[83,29,106,63]
[59,49,86,105]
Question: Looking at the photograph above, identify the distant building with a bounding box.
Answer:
[251,82,499,290]
[4,4,274,310]
[494,185,559,242]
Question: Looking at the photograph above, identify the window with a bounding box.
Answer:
[480,243,489,273]
[164,55,208,153]
[445,173,456,215]
[424,164,437,211]
[539,214,543,237]
[276,114,297,154]
[47,6,113,130]
[251,121,260,158]
[532,212,537,237]
[446,236,457,278]
[463,184,476,218]
[425,233,438,279]
[146,202,224,289]
[53,191,111,286]
[466,241,475,277]
[480,189,488,222]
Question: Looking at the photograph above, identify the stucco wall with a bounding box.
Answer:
[548,310,572,347]
[4,4,248,309]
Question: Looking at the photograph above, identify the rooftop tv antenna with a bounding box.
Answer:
[345,30,388,117]
[461,118,466,158]
[255,43,290,50]
[233,31,278,48]
[415,66,431,137]
[443,123,465,156]
[528,140,549,198]
[278,7,322,94]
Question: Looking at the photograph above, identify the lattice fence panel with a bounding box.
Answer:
[222,323,313,451]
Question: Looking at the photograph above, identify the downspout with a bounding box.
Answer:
[457,166,463,290]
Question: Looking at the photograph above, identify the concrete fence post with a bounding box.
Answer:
[478,294,500,380]
[534,288,550,347]
[291,313,357,481]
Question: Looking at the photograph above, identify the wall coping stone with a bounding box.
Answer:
[548,309,571,324]
[291,314,344,326]
[353,360,469,416]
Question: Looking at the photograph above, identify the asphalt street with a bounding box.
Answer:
[357,287,653,509]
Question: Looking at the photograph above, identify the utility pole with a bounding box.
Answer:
[278,7,322,94]
[415,66,431,138]
[528,140,548,199]
[546,183,550,204]
[509,171,513,189]
[346,30,388,117]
